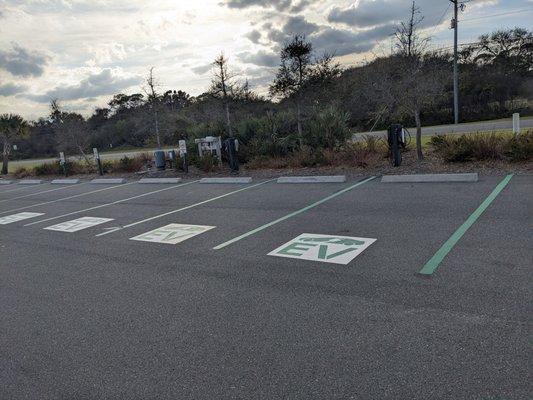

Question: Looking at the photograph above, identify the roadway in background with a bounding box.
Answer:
[355,116,533,137]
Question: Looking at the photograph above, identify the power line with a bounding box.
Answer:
[429,2,452,37]
[460,8,533,22]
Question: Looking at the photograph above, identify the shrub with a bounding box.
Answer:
[246,155,289,169]
[99,154,149,173]
[13,167,33,178]
[33,161,93,176]
[246,138,386,169]
[306,106,351,149]
[194,153,219,172]
[504,131,533,162]
[33,162,61,176]
[287,146,326,168]
[117,156,136,172]
[236,111,298,159]
[430,131,533,162]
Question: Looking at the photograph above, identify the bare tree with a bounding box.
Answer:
[0,114,29,174]
[210,53,238,136]
[144,67,161,148]
[397,55,447,160]
[394,1,438,160]
[50,100,92,165]
[360,2,445,161]
[394,1,429,58]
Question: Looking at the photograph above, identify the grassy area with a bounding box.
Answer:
[2,160,44,173]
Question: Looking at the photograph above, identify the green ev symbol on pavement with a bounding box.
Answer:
[269,233,376,265]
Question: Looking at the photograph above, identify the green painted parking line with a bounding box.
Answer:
[418,174,514,276]
[213,176,377,250]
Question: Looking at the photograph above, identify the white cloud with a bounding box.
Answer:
[24,68,142,103]
[0,43,50,77]
[0,0,528,119]
[0,82,28,96]
[238,50,279,67]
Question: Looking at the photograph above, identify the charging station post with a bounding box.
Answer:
[93,148,103,175]
[59,152,67,176]
[223,137,239,172]
[178,140,188,173]
[387,124,407,167]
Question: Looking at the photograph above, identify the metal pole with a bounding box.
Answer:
[452,0,459,124]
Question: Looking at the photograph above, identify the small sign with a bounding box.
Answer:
[178,140,187,156]
[0,212,44,225]
[93,148,99,160]
[268,233,376,265]
[44,217,113,233]
[130,223,215,245]
[59,152,66,164]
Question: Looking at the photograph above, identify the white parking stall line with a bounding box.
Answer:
[0,182,136,216]
[0,185,37,194]
[0,182,90,204]
[44,217,114,233]
[24,180,199,226]
[95,179,276,237]
[0,212,44,225]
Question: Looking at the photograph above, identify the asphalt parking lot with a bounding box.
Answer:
[0,175,531,399]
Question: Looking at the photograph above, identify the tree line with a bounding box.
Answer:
[1,2,532,173]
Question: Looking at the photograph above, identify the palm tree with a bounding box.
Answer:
[0,114,29,175]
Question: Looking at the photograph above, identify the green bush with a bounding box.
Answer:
[504,131,533,161]
[13,167,33,178]
[430,131,533,162]
[33,161,93,176]
[235,111,298,159]
[194,153,219,172]
[33,162,62,176]
[306,106,351,149]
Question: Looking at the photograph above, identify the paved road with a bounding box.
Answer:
[0,176,530,399]
[355,116,533,137]
[7,147,175,169]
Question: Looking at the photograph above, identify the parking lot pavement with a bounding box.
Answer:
[0,175,531,399]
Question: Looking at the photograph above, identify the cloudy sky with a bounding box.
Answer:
[0,0,531,120]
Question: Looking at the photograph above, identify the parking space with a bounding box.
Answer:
[0,182,137,214]
[0,183,64,199]
[0,175,530,399]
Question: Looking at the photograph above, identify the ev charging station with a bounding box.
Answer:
[195,136,222,162]
[178,140,188,173]
[93,147,103,175]
[59,151,67,176]
[223,137,239,172]
[387,124,408,167]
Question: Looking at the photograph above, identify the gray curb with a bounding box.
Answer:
[18,179,43,185]
[90,178,127,184]
[138,178,182,184]
[199,177,253,184]
[381,173,479,183]
[277,175,347,183]
[51,179,80,185]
